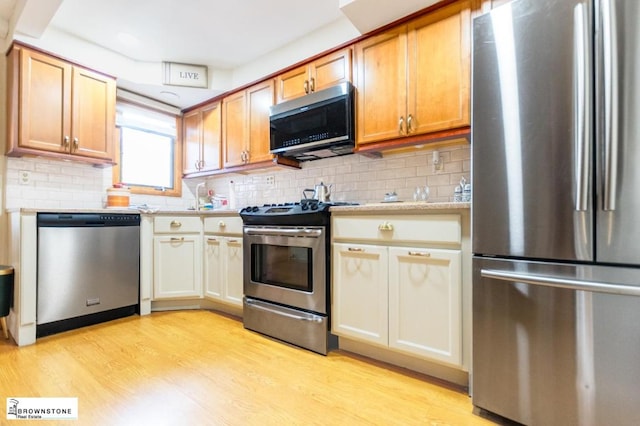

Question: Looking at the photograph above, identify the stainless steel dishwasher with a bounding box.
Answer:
[36,212,140,337]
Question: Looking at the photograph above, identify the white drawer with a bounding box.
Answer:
[203,216,243,235]
[154,216,202,233]
[332,214,461,245]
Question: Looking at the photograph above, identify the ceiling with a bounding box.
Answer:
[0,0,440,110]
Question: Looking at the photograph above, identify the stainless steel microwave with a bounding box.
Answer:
[269,82,355,161]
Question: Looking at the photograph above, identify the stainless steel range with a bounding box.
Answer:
[240,199,353,355]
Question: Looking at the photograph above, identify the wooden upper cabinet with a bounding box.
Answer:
[355,0,471,146]
[7,44,116,163]
[223,79,274,168]
[355,27,408,144]
[276,48,352,103]
[183,109,202,175]
[407,1,470,135]
[183,101,222,176]
[222,90,247,168]
[246,80,274,164]
[71,66,116,159]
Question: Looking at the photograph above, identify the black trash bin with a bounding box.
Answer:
[0,265,14,339]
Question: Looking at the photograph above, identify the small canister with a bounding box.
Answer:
[106,185,130,208]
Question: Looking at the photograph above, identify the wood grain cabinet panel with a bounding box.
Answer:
[276,48,352,103]
[183,101,222,176]
[6,44,115,164]
[355,0,471,146]
[223,80,274,168]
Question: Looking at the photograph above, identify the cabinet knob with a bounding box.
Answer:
[72,137,79,151]
[304,80,309,94]
[309,77,315,92]
[62,136,70,149]
[218,221,226,228]
[408,251,431,257]
[378,222,394,231]
[170,220,182,227]
[398,116,405,135]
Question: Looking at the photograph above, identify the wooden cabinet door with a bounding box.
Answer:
[222,90,247,167]
[332,243,388,346]
[407,1,471,135]
[246,80,274,164]
[355,27,408,145]
[224,238,243,306]
[388,247,462,366]
[204,236,223,299]
[276,64,309,103]
[311,48,352,93]
[19,48,72,153]
[153,235,203,299]
[71,66,115,160]
[182,109,202,175]
[200,101,222,173]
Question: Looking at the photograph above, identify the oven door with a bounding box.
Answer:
[243,225,326,314]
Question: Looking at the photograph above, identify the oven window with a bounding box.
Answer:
[251,244,313,292]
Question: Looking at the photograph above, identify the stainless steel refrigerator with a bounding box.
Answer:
[472,0,640,425]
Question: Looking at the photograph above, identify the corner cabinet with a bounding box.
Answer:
[203,216,243,307]
[183,101,222,176]
[354,0,471,145]
[6,43,116,164]
[153,216,203,299]
[276,48,352,103]
[222,80,274,168]
[332,212,466,370]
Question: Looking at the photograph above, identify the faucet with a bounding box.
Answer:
[195,182,206,210]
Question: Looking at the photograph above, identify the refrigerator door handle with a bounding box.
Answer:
[481,269,640,297]
[602,0,619,211]
[573,3,591,212]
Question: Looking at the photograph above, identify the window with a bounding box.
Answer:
[113,99,182,197]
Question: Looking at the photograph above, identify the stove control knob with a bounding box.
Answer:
[251,206,260,212]
[310,203,319,211]
[301,203,309,211]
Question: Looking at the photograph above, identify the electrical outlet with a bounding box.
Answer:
[265,175,275,187]
[19,170,30,185]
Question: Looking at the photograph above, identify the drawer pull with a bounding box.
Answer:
[347,247,364,252]
[408,251,431,257]
[218,220,226,227]
[378,222,394,231]
[170,237,184,242]
[170,220,182,227]
[207,238,218,243]
[228,239,239,244]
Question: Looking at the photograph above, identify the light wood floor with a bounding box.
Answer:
[0,310,498,426]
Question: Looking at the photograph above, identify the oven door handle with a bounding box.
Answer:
[246,299,324,323]
[244,227,323,238]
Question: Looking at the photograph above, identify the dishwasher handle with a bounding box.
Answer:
[481,269,640,297]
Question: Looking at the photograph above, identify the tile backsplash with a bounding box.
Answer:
[3,144,470,210]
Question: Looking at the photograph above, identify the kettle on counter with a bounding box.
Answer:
[303,182,333,203]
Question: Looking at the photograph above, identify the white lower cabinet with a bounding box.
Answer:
[332,214,463,367]
[153,216,203,299]
[332,243,388,346]
[203,216,243,307]
[388,246,461,365]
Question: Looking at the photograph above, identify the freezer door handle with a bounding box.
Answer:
[602,0,619,211]
[573,3,590,212]
[481,269,640,297]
